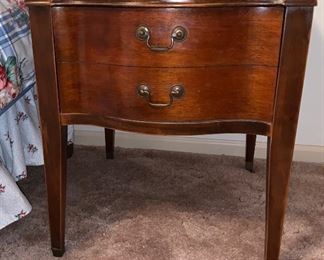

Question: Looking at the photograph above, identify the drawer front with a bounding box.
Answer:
[57,63,277,122]
[53,7,283,67]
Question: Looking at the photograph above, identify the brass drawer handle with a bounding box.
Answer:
[137,84,185,108]
[136,26,187,52]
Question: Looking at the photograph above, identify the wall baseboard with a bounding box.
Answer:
[74,129,324,164]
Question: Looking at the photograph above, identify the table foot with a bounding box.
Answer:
[52,248,65,257]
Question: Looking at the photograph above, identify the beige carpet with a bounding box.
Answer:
[0,146,323,260]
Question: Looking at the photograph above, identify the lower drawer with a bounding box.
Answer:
[57,64,277,123]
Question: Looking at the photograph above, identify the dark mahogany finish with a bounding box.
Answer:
[53,7,283,67]
[105,128,115,159]
[57,64,278,123]
[27,6,67,256]
[245,134,257,172]
[265,7,314,259]
[26,0,316,259]
[27,0,317,7]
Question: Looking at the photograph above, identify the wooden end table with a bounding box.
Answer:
[26,0,317,258]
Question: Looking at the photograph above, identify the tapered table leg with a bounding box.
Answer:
[245,134,256,172]
[105,128,115,159]
[265,137,294,259]
[46,127,67,257]
[264,7,313,260]
[28,6,68,257]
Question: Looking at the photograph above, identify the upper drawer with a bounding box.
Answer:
[52,7,284,67]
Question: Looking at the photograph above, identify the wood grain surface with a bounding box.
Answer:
[57,63,277,122]
[28,5,67,257]
[26,0,316,258]
[265,7,314,259]
[53,7,283,67]
[25,0,317,7]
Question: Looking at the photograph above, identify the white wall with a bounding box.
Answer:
[75,3,324,162]
[297,2,324,146]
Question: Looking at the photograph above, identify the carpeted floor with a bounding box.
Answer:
[0,146,323,260]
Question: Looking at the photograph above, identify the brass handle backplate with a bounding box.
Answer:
[136,26,187,52]
[137,84,185,108]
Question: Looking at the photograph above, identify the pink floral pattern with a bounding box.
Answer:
[15,209,27,219]
[9,0,26,10]
[0,0,34,229]
[0,57,21,109]
[0,0,74,230]
[0,184,6,193]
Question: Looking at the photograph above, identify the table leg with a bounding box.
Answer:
[105,128,115,159]
[264,7,313,259]
[67,142,74,159]
[28,6,68,257]
[45,126,67,257]
[245,134,256,172]
[264,136,295,259]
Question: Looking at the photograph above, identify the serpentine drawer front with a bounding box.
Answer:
[57,64,277,122]
[53,7,283,124]
[26,0,316,259]
[52,7,283,67]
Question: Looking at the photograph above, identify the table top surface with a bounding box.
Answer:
[26,0,317,7]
